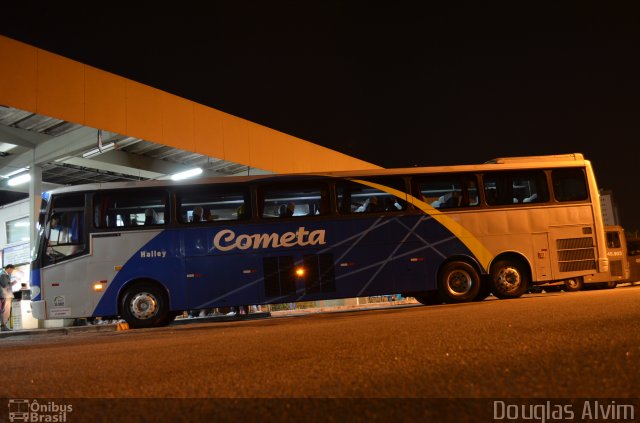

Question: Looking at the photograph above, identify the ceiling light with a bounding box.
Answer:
[171,168,203,181]
[82,142,115,158]
[3,167,29,178]
[8,173,31,186]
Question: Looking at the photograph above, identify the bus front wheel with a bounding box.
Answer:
[121,283,169,329]
[489,259,529,299]
[438,261,481,303]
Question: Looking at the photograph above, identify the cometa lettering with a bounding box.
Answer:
[213,227,326,251]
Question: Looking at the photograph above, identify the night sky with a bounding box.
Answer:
[2,3,640,230]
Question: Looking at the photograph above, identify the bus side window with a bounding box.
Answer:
[484,171,548,206]
[338,178,407,214]
[259,183,329,218]
[94,190,167,228]
[414,175,477,210]
[176,185,250,223]
[552,168,588,202]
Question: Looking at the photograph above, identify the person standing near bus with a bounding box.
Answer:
[0,264,16,331]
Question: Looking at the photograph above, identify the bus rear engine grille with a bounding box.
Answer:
[557,237,596,273]
[557,237,594,250]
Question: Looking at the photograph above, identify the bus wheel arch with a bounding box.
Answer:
[488,253,531,299]
[118,279,171,329]
[436,257,482,303]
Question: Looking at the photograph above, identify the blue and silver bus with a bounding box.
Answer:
[29,153,609,328]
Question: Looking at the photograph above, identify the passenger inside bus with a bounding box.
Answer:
[192,206,204,222]
[236,204,247,219]
[308,203,320,215]
[365,196,380,212]
[144,209,157,225]
[383,196,402,211]
[279,202,295,217]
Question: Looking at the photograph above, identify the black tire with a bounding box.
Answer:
[120,282,169,328]
[158,311,179,327]
[438,261,481,303]
[563,277,583,292]
[474,277,492,301]
[413,290,442,306]
[606,280,617,289]
[489,259,529,299]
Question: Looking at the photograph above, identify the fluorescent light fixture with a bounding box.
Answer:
[8,173,31,186]
[3,167,29,178]
[82,142,115,158]
[171,168,203,181]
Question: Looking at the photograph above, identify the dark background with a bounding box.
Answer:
[1,3,639,230]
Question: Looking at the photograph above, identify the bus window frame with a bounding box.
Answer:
[411,173,479,211]
[174,183,253,225]
[336,176,409,216]
[550,167,591,203]
[256,180,333,220]
[92,188,170,230]
[480,170,549,207]
[42,192,90,265]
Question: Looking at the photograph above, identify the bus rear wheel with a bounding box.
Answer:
[489,259,529,299]
[438,261,480,303]
[121,283,169,329]
[563,277,583,292]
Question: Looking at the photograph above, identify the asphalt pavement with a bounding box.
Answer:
[2,285,640,422]
[0,298,419,339]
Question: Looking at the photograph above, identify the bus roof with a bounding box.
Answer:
[42,152,591,196]
[485,153,585,164]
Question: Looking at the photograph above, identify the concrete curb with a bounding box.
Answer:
[0,312,273,338]
[269,299,419,317]
[0,322,118,339]
[0,302,421,338]
[170,311,272,326]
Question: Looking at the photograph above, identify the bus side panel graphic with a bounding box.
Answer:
[92,214,477,315]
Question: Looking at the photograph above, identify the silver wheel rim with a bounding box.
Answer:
[495,266,521,293]
[446,269,473,296]
[129,291,158,320]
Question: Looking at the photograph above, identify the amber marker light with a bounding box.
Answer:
[93,280,107,291]
[295,267,305,277]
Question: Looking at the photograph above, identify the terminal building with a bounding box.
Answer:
[0,35,380,325]
[599,189,620,227]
